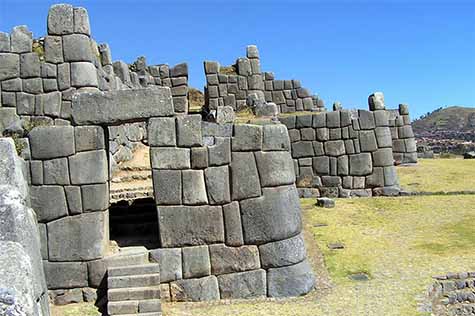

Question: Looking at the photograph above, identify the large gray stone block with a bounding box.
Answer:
[74,126,105,152]
[73,7,91,35]
[191,147,208,169]
[43,261,88,289]
[358,110,376,130]
[263,124,290,151]
[375,127,393,148]
[240,185,301,244]
[292,141,314,158]
[72,88,174,125]
[359,130,378,152]
[255,151,295,187]
[0,53,20,81]
[372,148,394,167]
[182,245,211,279]
[150,248,182,283]
[44,36,63,63]
[208,137,231,166]
[204,166,230,205]
[159,205,224,247]
[43,157,70,185]
[150,147,190,169]
[222,202,244,246]
[11,26,32,54]
[71,62,98,87]
[47,211,107,261]
[65,186,82,215]
[231,152,261,200]
[368,92,385,110]
[232,124,263,151]
[259,234,306,268]
[267,260,315,298]
[171,275,219,302]
[0,32,10,52]
[148,117,176,147]
[0,139,28,197]
[177,115,202,147]
[63,34,93,62]
[69,150,108,185]
[324,140,346,157]
[81,183,109,212]
[48,4,74,35]
[20,52,40,78]
[30,186,68,222]
[182,170,208,205]
[349,153,372,176]
[209,244,260,275]
[218,269,266,299]
[152,169,182,205]
[29,126,75,159]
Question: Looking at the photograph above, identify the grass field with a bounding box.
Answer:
[397,158,475,193]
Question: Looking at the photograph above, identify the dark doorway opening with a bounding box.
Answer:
[109,197,160,249]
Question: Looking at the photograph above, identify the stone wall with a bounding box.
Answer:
[0,138,50,316]
[279,105,400,198]
[426,272,475,316]
[203,45,325,114]
[388,104,417,164]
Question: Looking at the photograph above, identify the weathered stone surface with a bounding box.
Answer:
[296,115,313,128]
[182,245,211,279]
[29,126,75,159]
[44,36,63,63]
[20,52,40,78]
[148,117,176,146]
[30,186,68,222]
[372,148,393,167]
[191,147,208,169]
[259,234,306,269]
[23,77,43,94]
[316,197,335,208]
[240,185,301,244]
[0,108,19,135]
[0,139,28,198]
[159,205,224,247]
[0,53,20,81]
[218,269,266,299]
[48,4,74,35]
[182,170,208,205]
[0,32,10,52]
[267,260,315,298]
[171,276,219,302]
[358,110,376,130]
[349,153,372,176]
[177,115,202,147]
[255,151,295,187]
[375,127,392,148]
[209,244,260,275]
[204,166,230,205]
[232,124,263,151]
[17,92,36,116]
[47,211,107,261]
[72,88,174,125]
[69,150,108,185]
[170,62,188,77]
[74,126,104,152]
[222,202,244,246]
[73,7,90,35]
[366,166,385,187]
[43,261,88,289]
[359,130,378,152]
[324,140,345,156]
[11,26,32,53]
[65,186,82,215]
[71,62,98,87]
[81,183,108,211]
[50,288,83,305]
[63,34,93,62]
[208,137,231,166]
[263,124,290,151]
[150,248,182,283]
[326,111,340,128]
[204,61,219,74]
[57,63,70,90]
[231,152,261,200]
[150,147,190,170]
[292,141,314,158]
[216,105,235,124]
[153,169,182,205]
[368,92,385,110]
[43,158,69,185]
[384,166,398,186]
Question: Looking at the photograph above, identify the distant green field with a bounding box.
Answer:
[397,158,475,192]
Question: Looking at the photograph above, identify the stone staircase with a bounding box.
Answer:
[107,263,162,316]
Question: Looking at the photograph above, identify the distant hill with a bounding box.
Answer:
[412,106,475,135]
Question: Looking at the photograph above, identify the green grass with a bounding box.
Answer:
[51,302,100,316]
[397,158,475,192]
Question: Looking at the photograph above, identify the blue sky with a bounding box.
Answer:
[1,0,474,118]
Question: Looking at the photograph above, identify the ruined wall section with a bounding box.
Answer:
[389,104,417,164]
[203,45,325,115]
[148,117,315,300]
[279,106,400,198]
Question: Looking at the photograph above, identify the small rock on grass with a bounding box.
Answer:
[316,197,335,208]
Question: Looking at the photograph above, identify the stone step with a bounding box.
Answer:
[108,274,160,289]
[108,286,160,302]
[109,264,159,277]
[108,299,161,315]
